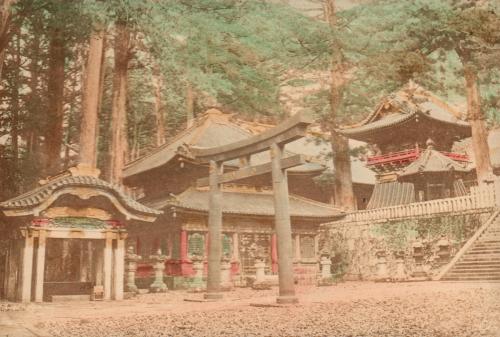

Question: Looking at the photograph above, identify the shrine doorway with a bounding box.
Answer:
[43,238,104,301]
[238,233,271,277]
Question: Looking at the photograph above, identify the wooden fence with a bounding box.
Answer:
[341,179,499,224]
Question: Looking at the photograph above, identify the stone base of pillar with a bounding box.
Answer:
[203,292,223,300]
[149,280,168,293]
[276,295,298,304]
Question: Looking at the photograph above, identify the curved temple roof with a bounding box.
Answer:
[339,82,471,140]
[399,143,470,177]
[148,187,343,220]
[0,165,161,222]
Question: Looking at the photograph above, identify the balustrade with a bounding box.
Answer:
[341,179,498,224]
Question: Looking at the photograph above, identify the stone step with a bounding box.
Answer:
[473,242,500,247]
[449,268,500,274]
[478,235,500,240]
[475,241,500,245]
[466,249,500,255]
[51,295,91,302]
[442,276,500,281]
[454,261,500,267]
[460,256,500,262]
[445,271,500,278]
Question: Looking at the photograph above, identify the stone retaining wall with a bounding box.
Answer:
[318,212,492,281]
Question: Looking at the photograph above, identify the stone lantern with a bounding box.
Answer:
[318,255,333,286]
[436,236,451,264]
[252,255,271,290]
[393,251,406,281]
[411,241,427,278]
[375,250,389,282]
[220,256,232,291]
[190,255,205,291]
[149,249,167,293]
[254,256,267,284]
[125,246,141,294]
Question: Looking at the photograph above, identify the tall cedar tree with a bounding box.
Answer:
[108,19,130,184]
[0,0,15,79]
[324,0,355,210]
[79,27,105,167]
[43,27,65,176]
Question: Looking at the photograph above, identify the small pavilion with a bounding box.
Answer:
[339,82,474,208]
[0,164,160,302]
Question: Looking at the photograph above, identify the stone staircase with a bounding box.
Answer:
[441,211,500,281]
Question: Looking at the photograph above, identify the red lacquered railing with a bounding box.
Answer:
[441,151,469,162]
[367,148,421,166]
[367,148,469,166]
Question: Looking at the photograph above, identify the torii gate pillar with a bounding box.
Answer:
[204,160,223,300]
[193,113,311,304]
[271,143,298,303]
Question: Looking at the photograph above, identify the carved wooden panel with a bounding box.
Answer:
[239,233,271,276]
[188,232,205,258]
[300,236,315,259]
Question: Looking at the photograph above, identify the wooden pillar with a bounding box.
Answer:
[20,234,34,303]
[95,241,104,286]
[270,143,297,304]
[34,231,46,303]
[113,238,125,300]
[314,235,319,259]
[103,236,113,300]
[205,160,223,300]
[294,234,301,262]
[271,233,278,273]
[232,232,239,261]
[180,230,188,261]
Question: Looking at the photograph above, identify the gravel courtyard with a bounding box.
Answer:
[1,281,499,337]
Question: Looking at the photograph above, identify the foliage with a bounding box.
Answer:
[372,213,484,251]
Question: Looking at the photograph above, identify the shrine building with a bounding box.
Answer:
[123,109,349,287]
[0,165,160,302]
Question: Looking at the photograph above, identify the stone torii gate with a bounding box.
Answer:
[193,113,312,304]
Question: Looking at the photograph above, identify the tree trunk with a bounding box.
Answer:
[152,63,165,146]
[79,28,105,167]
[26,16,42,181]
[325,0,355,210]
[108,21,130,184]
[186,81,195,128]
[10,28,20,187]
[463,64,492,183]
[43,29,65,176]
[0,0,15,80]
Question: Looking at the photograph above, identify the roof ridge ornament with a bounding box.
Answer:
[68,164,101,178]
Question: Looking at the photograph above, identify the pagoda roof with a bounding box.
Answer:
[146,187,343,220]
[123,109,376,185]
[339,82,471,141]
[366,181,415,209]
[0,165,161,222]
[399,145,470,177]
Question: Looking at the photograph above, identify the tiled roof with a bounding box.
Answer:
[0,174,161,217]
[399,148,470,177]
[339,82,470,137]
[366,181,415,209]
[123,109,377,185]
[148,187,343,219]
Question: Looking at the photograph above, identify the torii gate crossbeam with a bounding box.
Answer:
[192,113,312,304]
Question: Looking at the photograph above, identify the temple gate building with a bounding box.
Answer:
[0,165,160,302]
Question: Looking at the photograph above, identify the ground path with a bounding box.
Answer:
[1,281,499,336]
